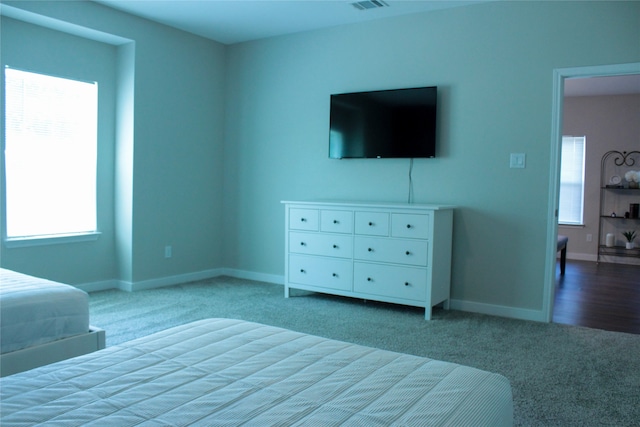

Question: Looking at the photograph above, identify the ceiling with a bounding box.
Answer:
[94,0,485,45]
[16,0,629,97]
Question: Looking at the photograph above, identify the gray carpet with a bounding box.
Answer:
[89,276,640,427]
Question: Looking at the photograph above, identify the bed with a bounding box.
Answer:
[0,268,105,377]
[0,318,513,425]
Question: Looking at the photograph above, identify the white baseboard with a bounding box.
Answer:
[596,255,640,266]
[77,268,282,293]
[77,270,547,323]
[76,279,122,293]
[449,299,545,322]
[565,252,640,265]
[219,268,284,285]
[566,252,597,262]
[127,268,226,292]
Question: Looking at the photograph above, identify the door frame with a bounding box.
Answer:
[542,62,640,322]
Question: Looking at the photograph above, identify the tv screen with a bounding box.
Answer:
[329,86,437,159]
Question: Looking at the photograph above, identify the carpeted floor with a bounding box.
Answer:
[89,276,640,427]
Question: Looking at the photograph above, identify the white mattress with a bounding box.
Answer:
[0,268,90,354]
[0,318,513,426]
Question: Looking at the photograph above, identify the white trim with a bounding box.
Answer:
[544,62,640,323]
[219,268,284,285]
[449,299,545,322]
[76,279,121,293]
[597,255,640,266]
[4,232,101,248]
[565,252,598,262]
[77,268,549,322]
[77,269,283,293]
[128,269,225,292]
[563,251,639,265]
[543,67,565,323]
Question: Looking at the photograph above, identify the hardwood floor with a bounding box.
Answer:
[553,259,640,334]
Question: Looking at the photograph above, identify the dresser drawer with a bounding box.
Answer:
[391,214,430,239]
[354,262,426,302]
[289,255,352,291]
[321,210,353,233]
[354,236,428,266]
[289,208,319,231]
[289,232,353,258]
[355,212,389,236]
[283,200,453,320]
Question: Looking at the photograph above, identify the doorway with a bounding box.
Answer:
[543,62,640,324]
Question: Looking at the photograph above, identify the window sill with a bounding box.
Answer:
[4,232,101,248]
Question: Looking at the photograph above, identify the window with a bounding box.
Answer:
[4,67,98,241]
[558,136,586,225]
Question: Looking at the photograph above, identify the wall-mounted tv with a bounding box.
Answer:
[329,86,437,159]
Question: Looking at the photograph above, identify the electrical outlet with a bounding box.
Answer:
[164,245,172,258]
[586,234,593,242]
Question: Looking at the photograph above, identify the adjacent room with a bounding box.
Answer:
[1,0,639,425]
[554,75,640,334]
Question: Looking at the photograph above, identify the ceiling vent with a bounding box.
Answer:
[351,0,389,11]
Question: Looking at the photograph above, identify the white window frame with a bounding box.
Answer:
[558,135,586,226]
[3,67,100,247]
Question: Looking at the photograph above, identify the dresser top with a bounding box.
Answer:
[281,200,455,210]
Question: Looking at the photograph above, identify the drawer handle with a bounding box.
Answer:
[300,242,306,246]
[368,222,374,226]
[404,282,410,286]
[333,219,339,224]
[406,224,412,229]
[332,273,338,277]
[367,277,372,282]
[301,218,306,222]
[300,269,306,273]
[333,244,338,249]
[368,248,374,252]
[405,251,411,255]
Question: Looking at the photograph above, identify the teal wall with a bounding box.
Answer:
[0,16,118,284]
[1,1,638,317]
[222,1,640,313]
[1,1,226,285]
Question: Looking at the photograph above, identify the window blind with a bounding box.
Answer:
[4,67,98,238]
[558,136,586,225]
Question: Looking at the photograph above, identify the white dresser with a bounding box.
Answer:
[282,201,454,319]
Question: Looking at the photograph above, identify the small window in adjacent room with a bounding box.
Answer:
[4,67,98,241]
[558,136,586,225]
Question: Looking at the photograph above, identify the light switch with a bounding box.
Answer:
[510,153,526,168]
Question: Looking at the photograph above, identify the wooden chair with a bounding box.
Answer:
[557,235,568,275]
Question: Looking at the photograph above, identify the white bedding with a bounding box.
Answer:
[0,268,90,354]
[0,318,513,426]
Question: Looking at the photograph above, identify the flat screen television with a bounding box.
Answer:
[329,86,437,159]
